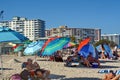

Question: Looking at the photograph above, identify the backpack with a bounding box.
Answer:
[10,74,22,80]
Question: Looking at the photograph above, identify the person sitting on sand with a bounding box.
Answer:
[101,44,106,59]
[87,52,100,67]
[102,70,120,80]
[34,68,50,80]
[54,51,63,62]
[25,58,40,77]
[26,58,40,71]
[79,55,92,67]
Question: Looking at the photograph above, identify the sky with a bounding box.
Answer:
[0,0,120,34]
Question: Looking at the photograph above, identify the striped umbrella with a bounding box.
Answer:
[63,42,76,48]
[42,37,70,56]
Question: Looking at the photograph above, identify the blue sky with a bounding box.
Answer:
[0,0,120,34]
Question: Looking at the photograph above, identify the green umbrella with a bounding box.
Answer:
[14,46,24,52]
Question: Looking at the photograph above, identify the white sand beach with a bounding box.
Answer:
[0,55,120,80]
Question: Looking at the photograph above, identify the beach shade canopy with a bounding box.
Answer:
[24,41,44,55]
[96,45,102,53]
[78,44,97,58]
[42,37,70,56]
[96,44,113,58]
[14,45,24,52]
[41,36,59,52]
[63,42,76,48]
[77,37,91,51]
[103,44,113,58]
[0,26,29,43]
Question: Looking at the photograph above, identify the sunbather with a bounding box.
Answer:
[26,58,40,71]
[102,70,120,80]
[22,58,40,77]
[87,53,100,67]
[34,68,50,80]
[80,56,92,67]
[101,44,106,59]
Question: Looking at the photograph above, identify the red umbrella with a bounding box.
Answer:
[78,37,91,51]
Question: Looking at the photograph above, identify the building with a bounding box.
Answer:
[0,21,9,27]
[24,19,45,40]
[45,29,51,37]
[0,16,45,41]
[9,16,27,34]
[101,34,120,46]
[46,26,101,43]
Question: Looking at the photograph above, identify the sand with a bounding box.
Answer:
[0,55,120,80]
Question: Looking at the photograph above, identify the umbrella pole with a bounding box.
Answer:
[0,43,3,79]
[0,54,3,79]
[35,55,37,62]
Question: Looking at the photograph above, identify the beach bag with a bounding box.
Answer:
[10,74,22,80]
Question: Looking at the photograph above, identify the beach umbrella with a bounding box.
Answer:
[0,27,28,43]
[41,36,59,52]
[63,42,76,48]
[77,37,91,51]
[42,37,70,56]
[78,44,97,58]
[24,41,44,55]
[23,40,32,47]
[14,45,24,52]
[96,44,113,58]
[0,26,28,78]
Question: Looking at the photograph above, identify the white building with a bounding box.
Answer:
[0,16,45,41]
[101,34,120,46]
[9,16,27,34]
[24,19,45,40]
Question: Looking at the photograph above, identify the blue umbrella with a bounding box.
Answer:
[78,44,97,58]
[103,44,113,58]
[24,41,44,55]
[0,26,28,78]
[0,26,28,43]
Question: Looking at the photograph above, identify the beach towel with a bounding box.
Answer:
[98,69,113,74]
[98,69,120,75]
[115,70,120,75]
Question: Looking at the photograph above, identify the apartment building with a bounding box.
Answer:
[9,16,26,34]
[24,19,45,40]
[46,26,101,43]
[0,21,9,27]
[0,16,45,41]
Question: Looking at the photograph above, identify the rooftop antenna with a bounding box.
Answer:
[0,10,4,27]
[0,10,4,20]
